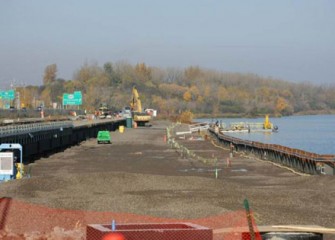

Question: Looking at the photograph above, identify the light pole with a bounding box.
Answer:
[16,91,20,109]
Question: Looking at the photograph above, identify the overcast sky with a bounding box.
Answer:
[0,0,334,88]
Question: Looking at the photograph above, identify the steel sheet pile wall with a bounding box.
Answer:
[0,119,126,162]
[209,127,335,175]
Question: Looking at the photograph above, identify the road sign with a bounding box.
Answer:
[0,90,15,100]
[63,91,82,105]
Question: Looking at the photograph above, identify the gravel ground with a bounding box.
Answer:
[0,120,334,238]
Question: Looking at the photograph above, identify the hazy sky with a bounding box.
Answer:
[1,0,334,88]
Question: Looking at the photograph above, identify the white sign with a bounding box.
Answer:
[0,152,14,175]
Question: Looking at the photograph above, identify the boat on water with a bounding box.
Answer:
[221,128,250,133]
[218,115,278,134]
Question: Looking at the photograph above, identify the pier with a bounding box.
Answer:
[209,127,335,175]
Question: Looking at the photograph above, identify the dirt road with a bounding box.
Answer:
[0,120,334,238]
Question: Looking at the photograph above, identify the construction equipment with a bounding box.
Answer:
[96,103,110,119]
[97,131,111,144]
[130,86,151,126]
[263,114,272,129]
[264,114,278,132]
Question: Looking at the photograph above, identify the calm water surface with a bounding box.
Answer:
[196,115,335,155]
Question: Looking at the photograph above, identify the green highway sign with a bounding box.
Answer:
[63,91,82,105]
[74,91,82,97]
[0,90,15,100]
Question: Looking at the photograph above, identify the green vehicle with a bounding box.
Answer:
[97,131,111,144]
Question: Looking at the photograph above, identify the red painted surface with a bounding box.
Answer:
[87,222,213,240]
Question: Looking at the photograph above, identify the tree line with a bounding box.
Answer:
[14,62,335,118]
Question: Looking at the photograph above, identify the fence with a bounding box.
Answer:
[0,121,73,137]
[0,109,85,120]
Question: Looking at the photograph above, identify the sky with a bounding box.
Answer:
[0,0,335,88]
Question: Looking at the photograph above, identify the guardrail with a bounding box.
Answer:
[0,121,74,137]
[0,109,85,119]
[189,123,210,133]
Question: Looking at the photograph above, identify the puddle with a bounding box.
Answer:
[188,137,204,141]
[178,168,223,173]
[231,168,248,172]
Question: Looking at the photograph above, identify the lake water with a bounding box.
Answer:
[196,115,335,155]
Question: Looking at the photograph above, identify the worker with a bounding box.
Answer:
[230,143,234,158]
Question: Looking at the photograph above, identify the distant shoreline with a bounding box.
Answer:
[194,110,335,119]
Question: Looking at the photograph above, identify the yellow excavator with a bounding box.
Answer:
[130,86,151,126]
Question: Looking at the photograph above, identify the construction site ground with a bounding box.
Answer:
[0,120,334,239]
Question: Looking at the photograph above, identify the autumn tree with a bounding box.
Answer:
[113,63,129,89]
[158,83,187,98]
[183,66,203,86]
[217,86,229,103]
[104,62,121,87]
[48,78,66,106]
[40,87,51,108]
[63,80,80,93]
[73,62,103,91]
[24,86,39,108]
[179,110,193,123]
[183,91,192,102]
[43,64,57,85]
[164,67,183,83]
[135,62,152,87]
[72,63,112,110]
[152,95,169,116]
[28,60,335,115]
[275,97,293,115]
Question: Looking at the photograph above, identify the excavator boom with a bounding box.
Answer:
[131,87,142,112]
[130,86,151,126]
